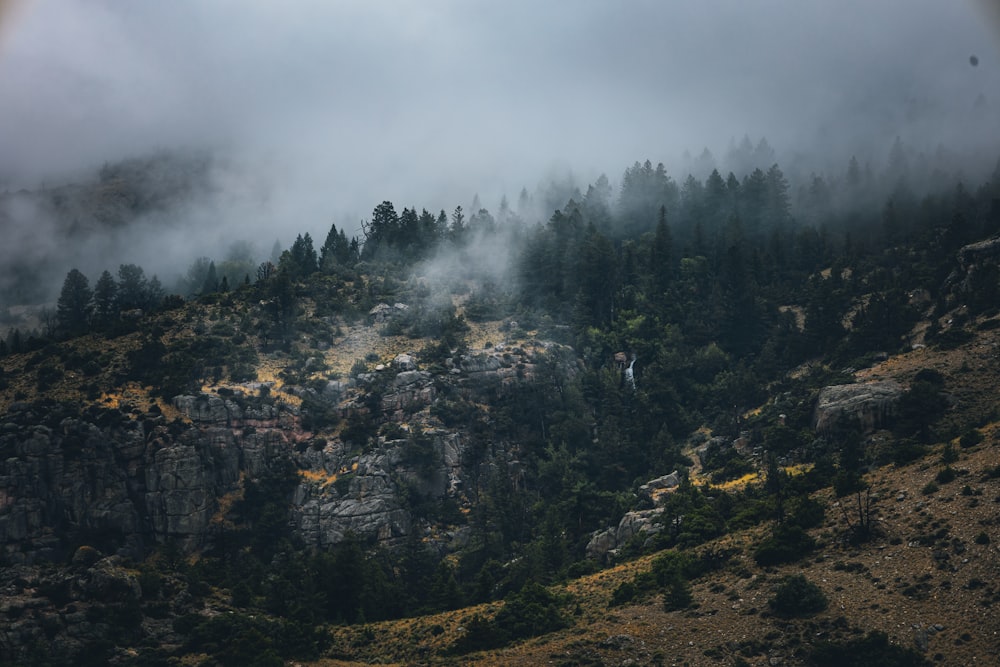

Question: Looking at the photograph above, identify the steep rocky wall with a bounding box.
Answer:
[0,399,294,564]
[0,343,570,564]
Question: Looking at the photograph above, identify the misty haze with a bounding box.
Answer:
[1,0,998,312]
[1,2,1000,665]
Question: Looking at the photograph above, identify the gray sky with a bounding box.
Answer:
[1,0,999,234]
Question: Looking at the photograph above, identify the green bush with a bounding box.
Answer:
[959,429,983,448]
[662,573,693,611]
[768,574,827,618]
[788,495,826,530]
[609,581,637,607]
[451,582,568,653]
[933,326,974,350]
[809,630,930,666]
[350,358,368,377]
[754,524,816,566]
[935,466,957,484]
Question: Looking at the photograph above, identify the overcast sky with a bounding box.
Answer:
[1,0,999,232]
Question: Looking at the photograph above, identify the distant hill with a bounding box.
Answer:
[0,150,214,310]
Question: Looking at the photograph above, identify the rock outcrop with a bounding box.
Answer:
[813,381,903,433]
[585,470,681,563]
[0,399,297,563]
[943,237,1000,297]
[0,342,569,564]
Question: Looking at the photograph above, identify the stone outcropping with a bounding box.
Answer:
[943,237,1000,297]
[813,381,903,433]
[585,470,681,563]
[0,342,567,564]
[0,397,296,564]
[291,418,471,549]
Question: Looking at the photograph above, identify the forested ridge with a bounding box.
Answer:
[2,148,1000,665]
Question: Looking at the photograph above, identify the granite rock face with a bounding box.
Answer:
[813,381,903,433]
[0,399,296,563]
[585,471,683,563]
[0,343,567,564]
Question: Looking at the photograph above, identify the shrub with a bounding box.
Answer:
[959,429,983,449]
[754,524,816,566]
[935,467,957,484]
[933,326,974,350]
[609,581,637,607]
[350,359,368,377]
[662,573,693,611]
[768,574,827,618]
[451,582,568,653]
[788,495,826,530]
[809,630,930,666]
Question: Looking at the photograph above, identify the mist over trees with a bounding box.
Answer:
[8,132,1000,354]
[1,138,999,665]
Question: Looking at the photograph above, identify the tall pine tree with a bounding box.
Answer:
[56,269,92,337]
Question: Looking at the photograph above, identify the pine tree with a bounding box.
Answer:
[436,210,448,240]
[741,168,768,234]
[201,261,219,294]
[319,224,355,271]
[91,269,118,328]
[573,224,617,327]
[299,233,318,274]
[117,264,148,312]
[56,268,92,337]
[651,206,674,295]
[765,163,791,227]
[704,168,727,222]
[418,208,439,249]
[450,205,466,241]
[398,207,420,253]
[147,275,164,309]
[319,221,342,271]
[360,201,399,258]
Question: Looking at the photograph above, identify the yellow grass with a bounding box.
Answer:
[210,473,246,525]
[300,469,339,488]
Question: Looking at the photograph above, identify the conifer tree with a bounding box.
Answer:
[91,270,117,327]
[56,268,92,337]
[201,261,219,294]
[117,264,148,311]
[651,206,674,294]
[319,222,342,271]
[450,205,466,241]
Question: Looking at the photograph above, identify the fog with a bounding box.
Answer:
[1,0,999,304]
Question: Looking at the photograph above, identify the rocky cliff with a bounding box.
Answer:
[0,342,572,565]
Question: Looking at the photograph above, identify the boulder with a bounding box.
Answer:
[813,381,903,433]
[393,370,429,388]
[638,470,682,505]
[393,353,417,371]
[958,236,1000,268]
[369,303,393,322]
[585,528,617,562]
[615,508,662,546]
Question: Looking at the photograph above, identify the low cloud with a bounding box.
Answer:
[0,1,998,306]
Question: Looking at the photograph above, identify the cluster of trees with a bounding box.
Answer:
[54,264,166,338]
